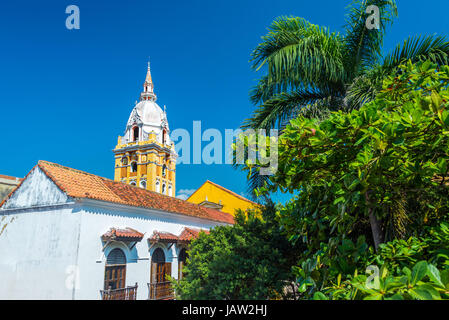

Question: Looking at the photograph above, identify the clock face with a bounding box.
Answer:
[142,156,147,162]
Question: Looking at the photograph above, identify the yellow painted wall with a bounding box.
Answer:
[187,181,259,216]
[113,132,176,196]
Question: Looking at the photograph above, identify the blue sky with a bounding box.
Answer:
[0,0,448,204]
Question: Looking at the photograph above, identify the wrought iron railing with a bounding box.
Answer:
[148,281,174,300]
[100,283,138,300]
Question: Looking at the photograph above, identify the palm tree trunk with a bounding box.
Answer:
[365,191,384,252]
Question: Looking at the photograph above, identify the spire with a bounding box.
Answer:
[140,60,157,102]
[145,61,153,84]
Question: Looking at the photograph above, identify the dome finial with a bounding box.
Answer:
[141,59,157,102]
[145,59,153,85]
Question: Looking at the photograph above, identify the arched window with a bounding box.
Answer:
[178,248,188,280]
[140,180,146,189]
[104,248,126,290]
[155,181,160,193]
[162,165,167,177]
[152,248,165,264]
[168,186,172,197]
[162,183,166,194]
[131,162,138,173]
[133,127,139,142]
[150,248,171,299]
[162,129,167,145]
[130,181,137,186]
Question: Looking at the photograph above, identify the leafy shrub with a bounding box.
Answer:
[316,260,449,300]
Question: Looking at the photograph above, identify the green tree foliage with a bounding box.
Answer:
[308,220,449,300]
[173,203,301,300]
[241,0,449,194]
[317,260,449,300]
[251,60,449,299]
[270,61,449,245]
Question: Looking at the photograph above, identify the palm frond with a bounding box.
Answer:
[345,65,389,110]
[243,87,338,130]
[249,75,277,105]
[245,168,273,201]
[343,0,397,77]
[383,34,449,69]
[251,16,345,90]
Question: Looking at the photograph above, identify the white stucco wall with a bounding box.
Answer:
[0,206,81,299]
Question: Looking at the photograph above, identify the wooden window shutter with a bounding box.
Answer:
[164,262,172,281]
[151,262,157,283]
[104,248,127,290]
[121,267,126,288]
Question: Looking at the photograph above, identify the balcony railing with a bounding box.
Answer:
[100,283,138,300]
[148,281,174,300]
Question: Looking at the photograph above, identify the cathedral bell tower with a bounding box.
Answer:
[113,62,177,197]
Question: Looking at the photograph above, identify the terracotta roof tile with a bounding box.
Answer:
[149,227,210,243]
[179,227,209,241]
[102,227,144,241]
[149,231,179,242]
[35,161,234,224]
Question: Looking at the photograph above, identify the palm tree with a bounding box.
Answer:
[242,0,449,194]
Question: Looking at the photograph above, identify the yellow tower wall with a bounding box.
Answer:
[113,134,176,196]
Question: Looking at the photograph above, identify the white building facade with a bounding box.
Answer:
[0,162,233,300]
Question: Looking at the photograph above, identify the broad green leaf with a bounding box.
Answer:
[363,293,383,300]
[427,264,443,287]
[411,261,428,285]
[409,287,434,300]
[313,292,328,300]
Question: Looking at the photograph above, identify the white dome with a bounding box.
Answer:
[120,62,174,148]
[124,100,172,146]
[127,100,165,127]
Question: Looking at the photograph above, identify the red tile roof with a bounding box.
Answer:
[149,231,180,242]
[1,161,234,225]
[149,227,209,243]
[179,227,209,241]
[102,228,144,241]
